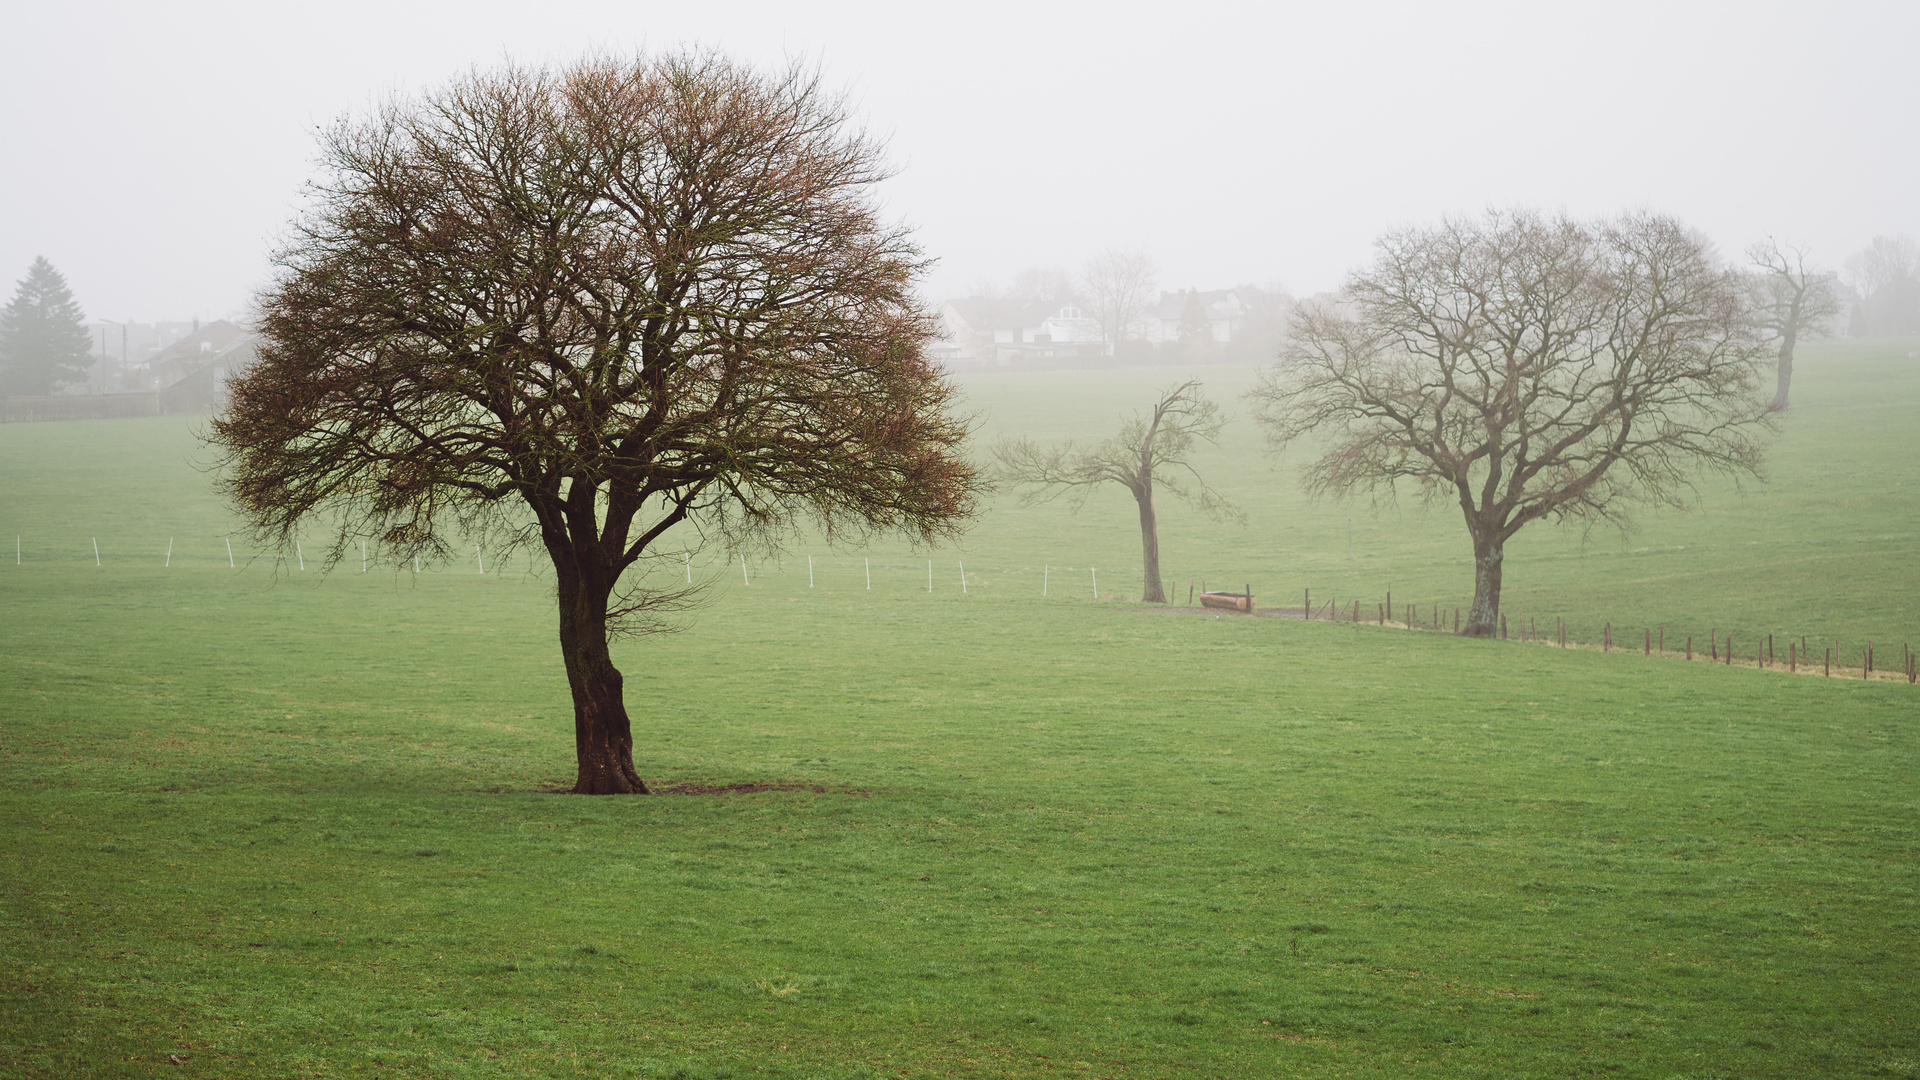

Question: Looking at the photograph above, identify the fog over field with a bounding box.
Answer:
[2,0,1916,323]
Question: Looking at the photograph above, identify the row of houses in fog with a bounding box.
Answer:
[934,287,1289,367]
[4,319,257,422]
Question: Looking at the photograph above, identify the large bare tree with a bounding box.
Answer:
[1250,211,1773,637]
[211,54,979,793]
[1746,240,1840,411]
[992,381,1238,604]
[1078,248,1157,355]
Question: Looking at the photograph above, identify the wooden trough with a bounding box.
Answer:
[1200,588,1254,613]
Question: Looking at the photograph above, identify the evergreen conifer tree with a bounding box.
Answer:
[0,257,92,396]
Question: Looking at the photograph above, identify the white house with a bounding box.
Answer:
[937,297,1108,366]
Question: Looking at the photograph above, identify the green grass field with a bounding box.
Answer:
[2,339,1916,1078]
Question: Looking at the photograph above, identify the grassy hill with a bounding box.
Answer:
[0,338,1915,1078]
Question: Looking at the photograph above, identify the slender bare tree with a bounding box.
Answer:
[211,54,980,793]
[1746,240,1840,411]
[1250,210,1773,637]
[1078,248,1157,355]
[993,381,1238,603]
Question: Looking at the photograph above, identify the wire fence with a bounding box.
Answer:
[10,533,1915,685]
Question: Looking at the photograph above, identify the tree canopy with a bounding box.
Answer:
[0,257,91,396]
[211,53,980,793]
[1250,210,1773,637]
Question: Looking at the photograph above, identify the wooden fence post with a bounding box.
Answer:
[1304,587,1310,621]
[1726,635,1732,665]
[1645,628,1650,656]
[1686,635,1692,661]
[1659,626,1664,655]
[1604,622,1611,652]
[1825,647,1830,676]
[1768,634,1773,668]
[1502,613,1508,639]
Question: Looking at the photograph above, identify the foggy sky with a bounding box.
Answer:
[4,0,1915,324]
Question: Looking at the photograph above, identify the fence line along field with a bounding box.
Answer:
[1,338,1916,1077]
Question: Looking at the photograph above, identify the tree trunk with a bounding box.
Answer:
[1463,536,1502,637]
[1771,330,1796,412]
[555,554,649,794]
[1135,482,1166,603]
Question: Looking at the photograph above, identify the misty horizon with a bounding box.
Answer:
[4,0,1916,326]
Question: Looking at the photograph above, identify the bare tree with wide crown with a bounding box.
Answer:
[1251,211,1774,637]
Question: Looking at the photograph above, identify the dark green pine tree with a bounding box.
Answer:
[0,257,93,396]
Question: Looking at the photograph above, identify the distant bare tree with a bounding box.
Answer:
[1746,240,1840,411]
[1007,266,1075,303]
[993,381,1239,603]
[1079,248,1157,354]
[1844,234,1920,337]
[212,54,980,794]
[1250,210,1773,637]
[1845,234,1920,297]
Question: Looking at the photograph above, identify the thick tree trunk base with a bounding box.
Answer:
[571,768,650,795]
[568,737,652,791]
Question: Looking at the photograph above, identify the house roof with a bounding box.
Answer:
[141,320,247,371]
[944,297,1067,332]
[1148,289,1246,321]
